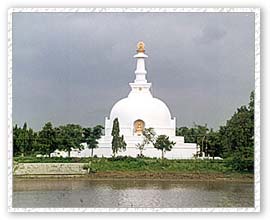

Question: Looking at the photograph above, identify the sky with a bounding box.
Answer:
[12,12,255,131]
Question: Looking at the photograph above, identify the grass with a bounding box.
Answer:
[13,156,245,174]
[83,157,230,173]
[14,156,90,163]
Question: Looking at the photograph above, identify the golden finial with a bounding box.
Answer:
[137,41,145,53]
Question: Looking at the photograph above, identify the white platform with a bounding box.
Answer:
[51,135,198,159]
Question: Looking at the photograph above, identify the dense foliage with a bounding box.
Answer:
[176,91,255,172]
[13,123,103,158]
[56,124,84,157]
[36,122,57,157]
[220,91,254,171]
[82,125,104,157]
[13,122,37,157]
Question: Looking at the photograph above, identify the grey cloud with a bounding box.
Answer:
[196,25,227,44]
[12,12,255,131]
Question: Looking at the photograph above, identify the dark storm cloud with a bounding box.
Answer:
[12,12,255,130]
[195,24,227,44]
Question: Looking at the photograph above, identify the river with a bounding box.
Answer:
[13,178,254,208]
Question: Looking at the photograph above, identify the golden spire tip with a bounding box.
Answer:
[137,41,145,53]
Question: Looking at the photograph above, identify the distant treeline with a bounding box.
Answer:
[13,123,104,158]
[13,91,254,172]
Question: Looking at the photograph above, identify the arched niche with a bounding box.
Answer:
[133,119,145,136]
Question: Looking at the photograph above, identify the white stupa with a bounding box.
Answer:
[96,42,197,159]
[51,42,197,158]
[105,41,175,137]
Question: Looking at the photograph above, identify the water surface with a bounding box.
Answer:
[13,178,254,208]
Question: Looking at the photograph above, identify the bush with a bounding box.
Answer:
[225,156,254,172]
[108,156,137,162]
[83,161,97,173]
[223,146,254,172]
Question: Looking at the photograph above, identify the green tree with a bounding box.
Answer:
[176,124,209,156]
[20,122,29,156]
[249,90,254,114]
[111,118,126,156]
[136,128,156,157]
[221,106,253,156]
[220,91,254,171]
[206,129,222,159]
[36,122,57,157]
[176,126,196,143]
[153,135,175,159]
[83,125,104,157]
[16,123,30,157]
[120,135,127,152]
[13,124,20,156]
[13,122,38,157]
[28,128,38,155]
[56,124,83,157]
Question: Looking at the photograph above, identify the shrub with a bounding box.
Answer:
[83,161,97,173]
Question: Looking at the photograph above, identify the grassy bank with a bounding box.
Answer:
[14,156,252,175]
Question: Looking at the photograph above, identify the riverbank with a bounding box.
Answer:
[13,157,254,182]
[14,171,254,183]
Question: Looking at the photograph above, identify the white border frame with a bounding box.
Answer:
[7,7,260,212]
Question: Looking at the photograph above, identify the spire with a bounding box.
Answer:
[129,41,152,96]
[133,41,148,84]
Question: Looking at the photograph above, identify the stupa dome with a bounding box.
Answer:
[109,94,172,128]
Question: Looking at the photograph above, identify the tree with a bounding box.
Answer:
[219,91,254,171]
[56,124,83,157]
[16,123,29,157]
[136,128,156,157]
[37,122,57,157]
[13,122,38,157]
[119,135,127,152]
[27,128,38,155]
[206,129,222,159]
[176,126,196,143]
[249,90,254,114]
[176,124,210,157]
[220,106,254,156]
[19,122,29,157]
[153,135,175,159]
[111,118,126,156]
[13,124,20,156]
[83,125,104,157]
[111,118,120,156]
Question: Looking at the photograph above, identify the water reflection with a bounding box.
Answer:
[13,178,254,208]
